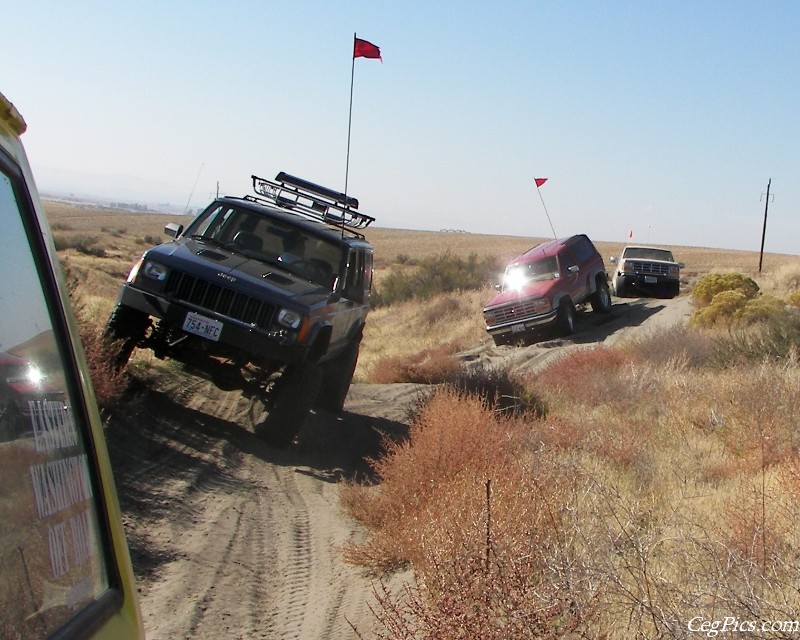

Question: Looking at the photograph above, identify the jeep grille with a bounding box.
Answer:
[486,299,544,324]
[165,271,276,328]
[629,260,670,276]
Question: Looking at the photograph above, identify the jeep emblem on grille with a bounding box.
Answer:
[217,272,237,283]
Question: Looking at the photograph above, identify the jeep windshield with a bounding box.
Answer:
[184,203,343,289]
[503,256,559,291]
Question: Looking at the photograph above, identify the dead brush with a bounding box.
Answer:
[340,389,540,574]
[344,391,598,638]
[64,266,128,412]
[442,363,547,418]
[536,346,636,408]
[619,323,715,369]
[367,341,462,384]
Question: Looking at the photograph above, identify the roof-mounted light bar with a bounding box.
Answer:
[250,172,375,230]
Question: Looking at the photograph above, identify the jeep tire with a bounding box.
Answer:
[104,304,150,370]
[255,360,322,448]
[315,334,361,413]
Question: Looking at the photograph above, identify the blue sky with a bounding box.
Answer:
[4,1,799,254]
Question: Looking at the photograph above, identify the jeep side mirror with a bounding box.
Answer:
[609,256,617,264]
[494,283,501,291]
[164,222,183,238]
[568,265,580,273]
[678,262,685,269]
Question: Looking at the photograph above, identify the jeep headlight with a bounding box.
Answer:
[277,308,304,330]
[142,260,169,281]
[126,257,144,283]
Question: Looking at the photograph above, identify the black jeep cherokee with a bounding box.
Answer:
[105,172,374,446]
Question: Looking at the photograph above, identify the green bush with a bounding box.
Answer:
[787,290,800,308]
[691,272,759,308]
[372,251,500,306]
[691,290,749,327]
[739,294,788,324]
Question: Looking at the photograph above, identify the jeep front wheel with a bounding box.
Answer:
[315,336,361,413]
[255,361,322,448]
[104,304,150,370]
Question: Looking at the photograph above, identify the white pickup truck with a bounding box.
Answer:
[609,245,683,299]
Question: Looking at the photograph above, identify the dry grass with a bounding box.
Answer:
[367,227,800,287]
[358,289,490,382]
[345,331,800,638]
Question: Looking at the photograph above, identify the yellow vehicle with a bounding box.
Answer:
[0,93,143,638]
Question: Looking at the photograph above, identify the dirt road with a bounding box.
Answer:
[104,295,692,639]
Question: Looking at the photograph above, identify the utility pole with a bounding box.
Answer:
[758,179,772,273]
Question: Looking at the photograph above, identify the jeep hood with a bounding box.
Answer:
[148,240,332,304]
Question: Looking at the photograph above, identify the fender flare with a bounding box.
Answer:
[306,324,332,362]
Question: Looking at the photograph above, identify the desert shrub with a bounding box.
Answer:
[64,268,128,411]
[786,290,800,308]
[372,251,501,306]
[690,290,749,327]
[143,234,161,245]
[620,324,714,369]
[711,312,800,367]
[691,272,759,308]
[693,291,791,329]
[764,262,800,297]
[368,342,462,384]
[537,346,637,407]
[342,389,532,570]
[53,233,106,257]
[342,389,597,636]
[739,294,789,324]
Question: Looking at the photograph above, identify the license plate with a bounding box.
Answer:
[511,323,526,333]
[644,276,657,284]
[183,311,223,341]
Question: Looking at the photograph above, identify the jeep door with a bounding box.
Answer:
[332,248,371,348]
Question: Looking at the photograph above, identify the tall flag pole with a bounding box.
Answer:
[534,178,556,239]
[345,33,382,205]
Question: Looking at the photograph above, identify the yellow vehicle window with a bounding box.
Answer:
[0,163,113,637]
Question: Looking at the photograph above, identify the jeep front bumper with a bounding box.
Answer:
[116,283,310,365]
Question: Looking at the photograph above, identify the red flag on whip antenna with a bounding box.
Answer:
[534,177,548,188]
[354,37,382,61]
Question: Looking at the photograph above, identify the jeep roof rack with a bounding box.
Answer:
[249,172,375,231]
